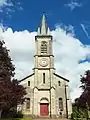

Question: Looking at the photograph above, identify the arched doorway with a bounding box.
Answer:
[40,98,49,116]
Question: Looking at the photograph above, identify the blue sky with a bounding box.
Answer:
[0,0,90,44]
[0,0,90,101]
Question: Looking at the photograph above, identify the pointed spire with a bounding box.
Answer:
[37,14,50,35]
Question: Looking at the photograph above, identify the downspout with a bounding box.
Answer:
[65,85,68,118]
[49,58,52,118]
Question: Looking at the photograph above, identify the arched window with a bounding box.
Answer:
[58,81,61,86]
[41,41,47,54]
[28,81,30,86]
[26,98,30,109]
[59,98,63,111]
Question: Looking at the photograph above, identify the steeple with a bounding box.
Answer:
[37,14,50,35]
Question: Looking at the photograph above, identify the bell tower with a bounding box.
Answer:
[33,14,55,88]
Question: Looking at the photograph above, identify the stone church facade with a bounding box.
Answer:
[19,15,72,118]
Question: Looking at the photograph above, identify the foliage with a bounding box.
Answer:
[72,103,87,119]
[73,70,90,108]
[0,118,32,120]
[80,70,90,107]
[0,40,26,117]
[72,70,90,119]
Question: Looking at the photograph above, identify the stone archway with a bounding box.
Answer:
[40,97,49,116]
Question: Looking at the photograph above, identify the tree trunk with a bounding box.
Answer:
[0,109,2,118]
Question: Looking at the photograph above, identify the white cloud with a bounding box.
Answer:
[0,24,90,102]
[55,24,75,36]
[65,1,82,10]
[0,0,23,19]
[0,0,7,7]
[0,0,14,16]
[0,0,13,7]
[80,23,90,39]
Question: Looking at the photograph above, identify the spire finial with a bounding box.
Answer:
[37,14,50,35]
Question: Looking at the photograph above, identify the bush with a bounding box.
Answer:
[1,109,23,118]
[71,113,73,119]
[15,111,23,118]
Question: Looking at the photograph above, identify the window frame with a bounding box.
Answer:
[28,81,30,86]
[58,81,61,86]
[59,98,63,111]
[43,73,45,84]
[26,98,30,109]
[41,41,47,54]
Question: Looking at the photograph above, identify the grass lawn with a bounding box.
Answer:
[0,118,32,120]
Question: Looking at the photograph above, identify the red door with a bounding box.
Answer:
[40,103,49,116]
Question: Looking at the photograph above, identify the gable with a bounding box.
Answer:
[54,73,69,82]
[19,73,34,89]
[19,73,34,82]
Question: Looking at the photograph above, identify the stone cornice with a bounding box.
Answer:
[33,87,50,91]
[38,88,50,91]
[32,68,56,70]
[33,86,55,91]
[34,55,54,57]
[35,35,52,40]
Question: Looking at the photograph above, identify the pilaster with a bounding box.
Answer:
[50,87,56,117]
[33,87,38,117]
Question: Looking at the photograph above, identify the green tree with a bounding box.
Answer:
[73,70,90,119]
[0,40,26,117]
[79,70,90,108]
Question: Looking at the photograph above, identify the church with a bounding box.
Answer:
[19,15,72,118]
